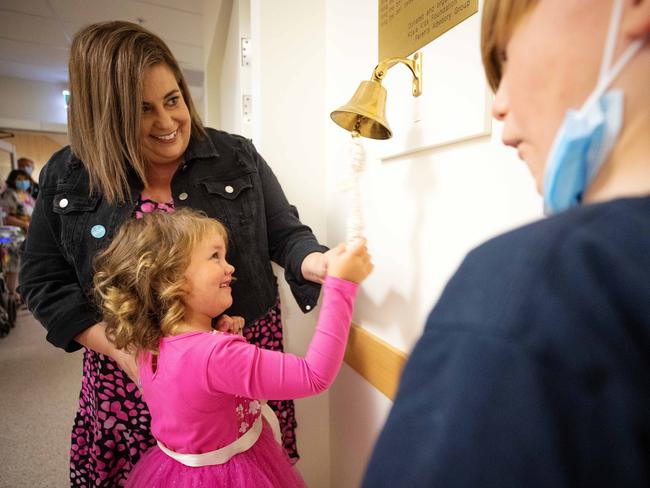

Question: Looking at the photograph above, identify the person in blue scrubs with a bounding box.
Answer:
[363,0,650,486]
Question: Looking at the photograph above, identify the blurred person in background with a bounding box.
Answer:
[17,157,39,200]
[1,168,35,299]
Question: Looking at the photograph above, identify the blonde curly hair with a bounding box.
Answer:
[93,208,228,354]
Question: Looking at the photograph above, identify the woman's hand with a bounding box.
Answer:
[327,239,373,284]
[111,347,139,385]
[301,248,340,284]
[215,314,245,335]
[75,322,139,384]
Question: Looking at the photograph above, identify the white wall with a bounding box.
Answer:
[203,0,231,127]
[0,76,67,132]
[219,0,251,137]
[249,0,330,486]
[202,0,224,58]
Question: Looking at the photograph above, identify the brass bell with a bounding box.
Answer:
[330,81,392,140]
[330,52,422,140]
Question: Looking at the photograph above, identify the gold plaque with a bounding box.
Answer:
[379,0,478,60]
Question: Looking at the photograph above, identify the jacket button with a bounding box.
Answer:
[225,185,234,194]
[59,198,69,208]
[305,305,312,311]
[178,192,188,201]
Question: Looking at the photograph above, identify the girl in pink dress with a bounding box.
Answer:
[93,208,373,487]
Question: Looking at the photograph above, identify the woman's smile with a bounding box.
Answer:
[151,130,178,143]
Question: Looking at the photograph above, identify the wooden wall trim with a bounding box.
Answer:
[343,323,408,400]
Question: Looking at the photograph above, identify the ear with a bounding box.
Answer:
[623,0,650,38]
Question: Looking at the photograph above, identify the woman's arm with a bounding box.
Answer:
[4,215,29,230]
[255,147,327,271]
[18,157,104,352]
[76,323,138,382]
[300,249,340,284]
[0,191,26,229]
[249,141,329,309]
[75,322,113,355]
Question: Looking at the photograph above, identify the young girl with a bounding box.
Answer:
[93,208,373,487]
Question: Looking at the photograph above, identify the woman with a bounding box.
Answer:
[1,168,35,230]
[1,168,35,298]
[19,21,331,487]
[364,0,649,486]
[17,158,39,199]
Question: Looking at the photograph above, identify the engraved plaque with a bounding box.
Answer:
[379,0,478,60]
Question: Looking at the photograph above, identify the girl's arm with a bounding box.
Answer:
[206,240,372,399]
[206,275,358,400]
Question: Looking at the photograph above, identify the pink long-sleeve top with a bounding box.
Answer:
[138,276,358,453]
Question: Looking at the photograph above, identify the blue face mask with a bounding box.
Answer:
[16,180,31,191]
[543,0,645,215]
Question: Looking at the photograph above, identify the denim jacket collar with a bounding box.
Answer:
[182,133,220,163]
[123,132,221,201]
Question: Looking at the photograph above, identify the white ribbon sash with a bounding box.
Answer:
[157,403,282,467]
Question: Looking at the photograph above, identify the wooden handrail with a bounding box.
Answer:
[343,323,408,400]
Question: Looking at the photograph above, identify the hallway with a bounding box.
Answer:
[0,308,82,487]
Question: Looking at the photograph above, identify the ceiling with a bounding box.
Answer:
[0,0,206,90]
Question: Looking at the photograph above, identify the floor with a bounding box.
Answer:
[0,307,82,487]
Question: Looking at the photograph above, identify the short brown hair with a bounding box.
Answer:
[17,157,34,168]
[68,21,206,203]
[93,208,228,354]
[481,0,538,92]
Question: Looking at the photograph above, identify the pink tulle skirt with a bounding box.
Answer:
[125,425,306,487]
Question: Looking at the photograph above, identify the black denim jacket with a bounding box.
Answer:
[19,128,327,352]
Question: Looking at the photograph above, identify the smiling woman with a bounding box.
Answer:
[66,22,206,205]
[18,20,334,487]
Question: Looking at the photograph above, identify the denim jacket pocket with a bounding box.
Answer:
[52,191,100,258]
[201,175,256,227]
[52,193,99,214]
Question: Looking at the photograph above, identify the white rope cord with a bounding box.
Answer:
[345,131,367,244]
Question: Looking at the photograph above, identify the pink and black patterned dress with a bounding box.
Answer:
[70,195,299,487]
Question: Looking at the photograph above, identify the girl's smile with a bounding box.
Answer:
[181,231,235,331]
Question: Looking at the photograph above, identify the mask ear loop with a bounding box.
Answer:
[580,0,645,116]
[599,0,624,82]
[581,37,645,115]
